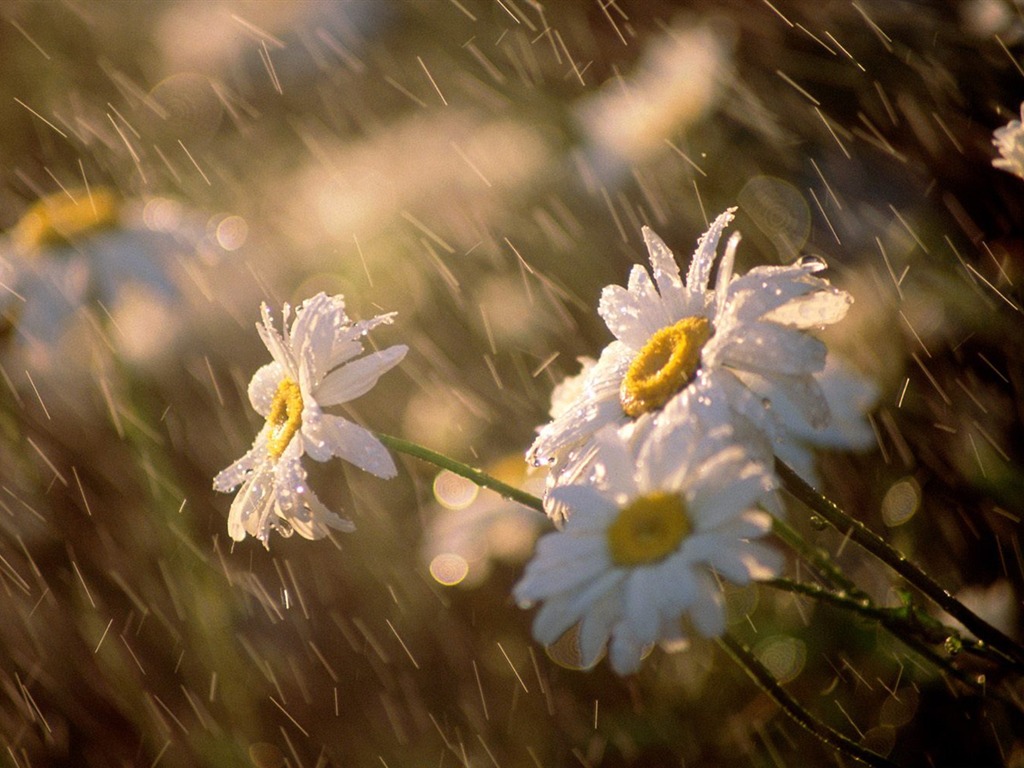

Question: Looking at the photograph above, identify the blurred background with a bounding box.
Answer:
[0,0,1022,765]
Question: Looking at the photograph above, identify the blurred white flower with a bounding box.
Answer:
[422,456,547,588]
[993,103,1024,179]
[0,187,213,370]
[214,292,407,546]
[577,20,729,177]
[515,415,780,675]
[528,209,853,510]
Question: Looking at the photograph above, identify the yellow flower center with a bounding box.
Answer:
[619,316,711,418]
[607,492,692,567]
[266,378,304,459]
[13,187,120,252]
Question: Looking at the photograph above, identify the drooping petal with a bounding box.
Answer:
[288,486,356,540]
[315,344,408,406]
[228,463,275,543]
[301,413,397,478]
[213,435,267,492]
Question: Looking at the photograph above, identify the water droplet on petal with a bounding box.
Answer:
[796,255,827,271]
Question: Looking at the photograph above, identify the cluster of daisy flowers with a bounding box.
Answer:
[215,208,859,674]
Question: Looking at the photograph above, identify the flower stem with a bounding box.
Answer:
[775,458,1024,666]
[377,433,545,514]
[763,578,1013,669]
[718,632,898,768]
[771,517,863,597]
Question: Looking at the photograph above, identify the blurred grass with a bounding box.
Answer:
[0,1,1022,766]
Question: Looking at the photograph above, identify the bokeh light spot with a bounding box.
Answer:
[429,553,469,586]
[545,623,601,671]
[433,470,479,510]
[215,214,249,251]
[248,742,286,768]
[754,635,807,684]
[882,477,921,527]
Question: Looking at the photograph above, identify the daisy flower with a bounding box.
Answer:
[993,103,1024,180]
[213,292,407,546]
[527,208,852,509]
[0,187,217,370]
[514,404,782,675]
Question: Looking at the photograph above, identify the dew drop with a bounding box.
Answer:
[944,635,963,656]
[796,255,827,271]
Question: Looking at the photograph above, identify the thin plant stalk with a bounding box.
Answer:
[377,433,545,514]
[763,578,1014,671]
[718,633,898,768]
[771,517,863,597]
[776,458,1024,666]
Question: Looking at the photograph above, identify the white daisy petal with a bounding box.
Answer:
[532,569,624,644]
[291,293,346,390]
[527,344,630,466]
[257,303,295,376]
[315,344,408,406]
[288,486,356,540]
[577,590,620,666]
[713,322,827,377]
[686,207,736,294]
[303,413,397,478]
[213,435,267,492]
[547,484,618,522]
[642,226,684,297]
[763,288,852,328]
[689,457,774,530]
[248,362,285,417]
[609,622,648,675]
[689,576,726,638]
[622,569,662,647]
[598,283,651,348]
[328,312,397,369]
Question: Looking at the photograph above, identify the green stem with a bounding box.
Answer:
[776,458,1024,666]
[764,579,1023,708]
[718,633,898,768]
[377,433,545,514]
[764,578,1011,669]
[771,517,864,597]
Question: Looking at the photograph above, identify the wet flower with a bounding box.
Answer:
[993,103,1024,179]
[213,292,407,546]
[528,208,852,509]
[0,187,213,369]
[514,412,781,675]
